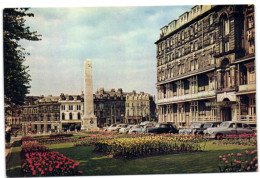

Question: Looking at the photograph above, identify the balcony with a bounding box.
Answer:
[238,83,256,92]
[158,90,216,104]
[237,115,256,123]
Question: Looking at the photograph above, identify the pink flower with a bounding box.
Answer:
[231,153,234,156]
[237,153,242,157]
[223,158,226,162]
[245,161,249,164]
[219,156,223,159]
[247,167,250,171]
[78,170,83,174]
[236,161,241,165]
[228,154,231,157]
[245,150,249,155]
[250,161,253,165]
[225,161,229,164]
[255,164,258,168]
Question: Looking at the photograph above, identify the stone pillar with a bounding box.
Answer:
[230,65,236,88]
[81,59,98,130]
[44,124,47,133]
[37,124,41,134]
[216,69,222,89]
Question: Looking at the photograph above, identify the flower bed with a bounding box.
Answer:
[21,141,48,158]
[94,135,206,159]
[218,150,258,172]
[20,141,83,176]
[21,151,83,176]
[213,133,257,146]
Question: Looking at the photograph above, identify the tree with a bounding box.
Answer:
[3,8,41,109]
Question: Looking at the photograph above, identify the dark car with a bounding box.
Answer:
[195,122,221,135]
[179,123,204,135]
[147,123,178,134]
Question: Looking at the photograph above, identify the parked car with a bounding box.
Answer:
[147,123,178,134]
[128,125,148,134]
[195,122,221,135]
[205,121,254,139]
[119,125,134,134]
[106,124,118,132]
[179,123,204,135]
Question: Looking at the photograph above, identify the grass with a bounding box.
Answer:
[6,146,21,177]
[47,141,256,175]
[6,140,257,176]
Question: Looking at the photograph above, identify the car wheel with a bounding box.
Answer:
[215,133,223,140]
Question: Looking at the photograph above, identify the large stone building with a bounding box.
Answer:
[125,90,156,124]
[94,88,126,127]
[155,5,255,128]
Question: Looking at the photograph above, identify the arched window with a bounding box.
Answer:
[220,58,231,89]
[62,113,65,120]
[219,13,230,36]
[77,113,81,120]
[69,113,73,120]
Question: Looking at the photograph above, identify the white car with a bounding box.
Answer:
[106,124,117,132]
[119,125,134,134]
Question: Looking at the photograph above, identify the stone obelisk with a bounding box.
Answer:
[81,59,98,130]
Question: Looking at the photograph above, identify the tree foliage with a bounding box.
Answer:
[3,8,41,108]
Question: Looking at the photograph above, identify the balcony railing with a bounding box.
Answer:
[239,83,256,92]
[158,90,216,104]
[237,115,256,122]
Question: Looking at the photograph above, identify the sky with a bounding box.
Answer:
[19,6,193,97]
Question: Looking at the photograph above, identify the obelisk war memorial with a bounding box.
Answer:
[81,59,98,130]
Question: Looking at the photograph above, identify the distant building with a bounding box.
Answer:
[155,5,255,128]
[59,93,83,131]
[94,88,126,127]
[125,91,156,124]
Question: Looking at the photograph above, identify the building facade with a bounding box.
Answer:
[125,91,156,124]
[59,93,84,131]
[94,88,126,127]
[155,5,255,128]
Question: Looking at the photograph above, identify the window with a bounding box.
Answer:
[194,23,198,33]
[209,15,213,25]
[190,26,194,36]
[62,113,65,120]
[224,42,229,52]
[224,19,230,35]
[69,105,73,110]
[61,105,65,110]
[247,16,254,29]
[191,60,194,71]
[195,59,198,70]
[190,42,193,52]
[69,113,72,120]
[77,113,81,120]
[77,105,81,110]
[248,66,255,84]
[194,41,198,50]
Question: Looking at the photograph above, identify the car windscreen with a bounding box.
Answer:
[190,123,202,128]
[219,122,230,128]
[203,123,212,128]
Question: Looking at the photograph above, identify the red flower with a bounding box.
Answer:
[219,156,222,159]
[247,167,250,171]
[225,161,229,164]
[237,153,242,157]
[78,170,83,174]
[245,150,249,155]
[223,158,226,162]
[245,161,249,164]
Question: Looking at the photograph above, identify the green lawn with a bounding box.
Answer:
[6,141,256,176]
